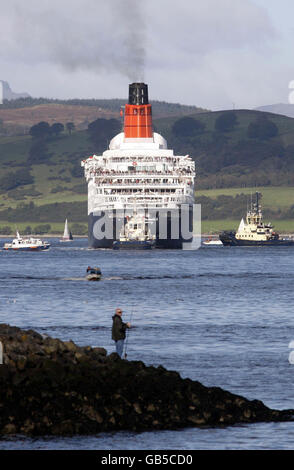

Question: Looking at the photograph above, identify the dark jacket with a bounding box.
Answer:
[112,314,128,341]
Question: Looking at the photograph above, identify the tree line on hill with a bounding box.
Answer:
[26,111,282,170]
[1,195,294,229]
[171,112,279,140]
[195,193,294,221]
[167,112,294,188]
[27,121,76,165]
[0,169,34,192]
[27,117,121,166]
[1,109,292,203]
[0,201,87,223]
[0,222,87,236]
[1,97,204,116]
[29,121,75,139]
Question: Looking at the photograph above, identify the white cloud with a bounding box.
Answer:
[146,0,275,58]
[0,0,291,109]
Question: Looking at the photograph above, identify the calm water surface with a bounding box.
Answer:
[1,238,294,450]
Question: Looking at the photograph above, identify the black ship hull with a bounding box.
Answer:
[220,231,294,247]
[112,240,154,250]
[88,207,193,249]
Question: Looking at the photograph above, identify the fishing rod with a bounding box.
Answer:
[124,309,134,359]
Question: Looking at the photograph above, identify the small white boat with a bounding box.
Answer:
[3,231,50,251]
[60,219,73,242]
[203,238,223,246]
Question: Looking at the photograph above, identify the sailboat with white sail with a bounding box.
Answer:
[60,219,73,242]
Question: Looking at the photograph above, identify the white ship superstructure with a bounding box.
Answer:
[82,136,194,213]
[82,83,195,249]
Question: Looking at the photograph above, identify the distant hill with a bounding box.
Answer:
[1,107,294,231]
[255,103,294,119]
[0,96,208,116]
[0,103,118,134]
[0,97,208,136]
[154,109,294,189]
[0,80,30,101]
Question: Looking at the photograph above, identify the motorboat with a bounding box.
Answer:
[86,266,102,281]
[3,231,50,251]
[203,238,223,246]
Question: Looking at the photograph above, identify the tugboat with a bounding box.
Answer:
[3,231,50,251]
[113,212,155,250]
[86,266,102,281]
[219,192,294,246]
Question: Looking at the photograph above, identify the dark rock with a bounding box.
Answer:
[91,347,107,356]
[0,323,293,436]
[108,352,121,361]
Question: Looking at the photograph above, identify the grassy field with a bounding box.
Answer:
[0,221,87,236]
[196,186,294,210]
[2,218,294,237]
[201,219,294,234]
[0,221,66,234]
[198,186,294,233]
[2,184,294,211]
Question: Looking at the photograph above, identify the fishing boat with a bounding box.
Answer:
[219,192,294,246]
[113,212,156,250]
[60,219,73,242]
[86,266,102,281]
[3,231,50,251]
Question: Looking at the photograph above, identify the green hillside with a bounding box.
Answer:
[1,107,294,234]
[154,109,294,189]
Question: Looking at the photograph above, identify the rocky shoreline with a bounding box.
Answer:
[0,323,293,436]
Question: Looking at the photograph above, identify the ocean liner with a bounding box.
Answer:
[81,83,195,249]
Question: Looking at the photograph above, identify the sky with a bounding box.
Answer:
[0,0,293,110]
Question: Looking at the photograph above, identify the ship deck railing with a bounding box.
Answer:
[94,203,189,211]
[101,156,192,163]
[94,182,192,188]
[94,197,193,209]
[87,170,194,177]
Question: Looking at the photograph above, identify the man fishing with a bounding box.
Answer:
[111,308,131,358]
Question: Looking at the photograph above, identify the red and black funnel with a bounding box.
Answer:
[124,83,153,138]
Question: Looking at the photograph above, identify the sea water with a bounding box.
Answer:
[1,239,294,450]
